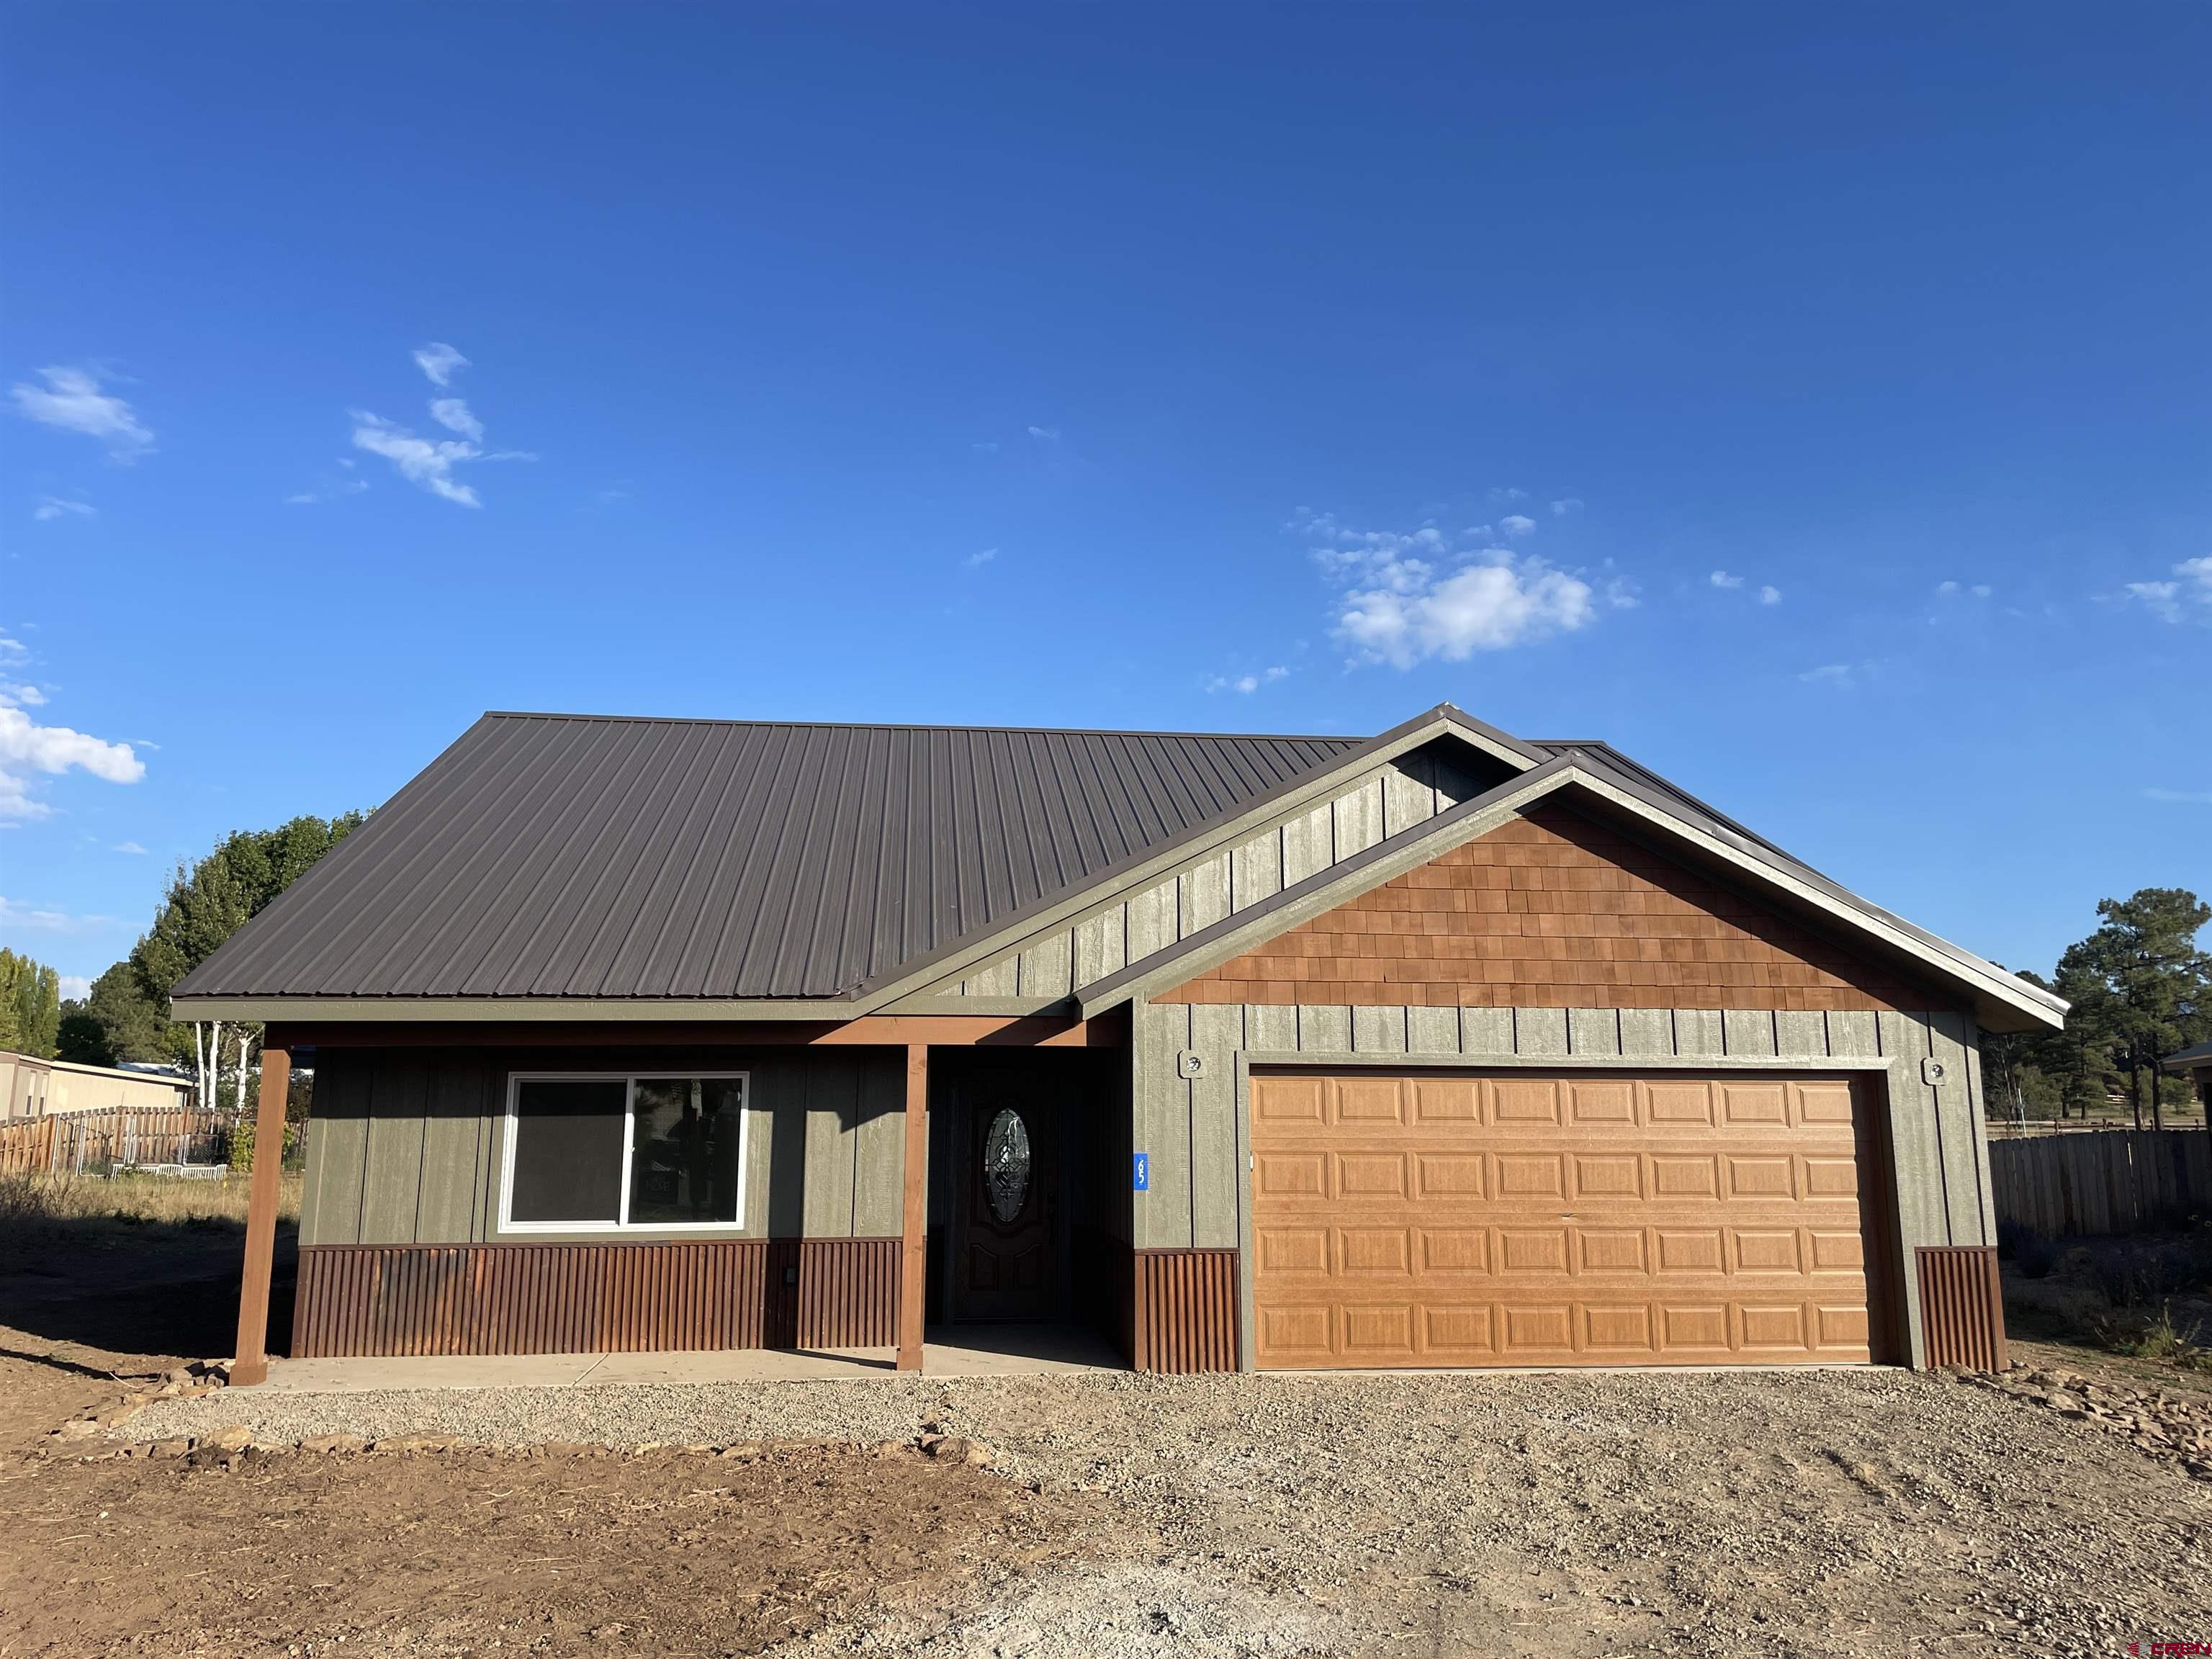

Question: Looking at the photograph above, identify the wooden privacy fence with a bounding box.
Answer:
[0,1107,228,1174]
[1989,1129,2211,1238]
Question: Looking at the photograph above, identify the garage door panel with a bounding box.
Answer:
[1798,1082,1856,1124]
[1498,1228,1569,1273]
[1257,1227,1330,1274]
[1416,1154,1486,1198]
[1732,1229,1802,1272]
[1495,1153,1566,1197]
[1420,1228,1491,1273]
[1422,1305,1495,1354]
[1335,1153,1408,1197]
[1650,1155,1721,1198]
[1645,1081,1717,1125]
[1659,1303,1731,1352]
[1500,1305,1575,1355]
[1655,1228,1725,1272]
[1256,1152,1326,1197]
[1336,1078,1406,1124]
[1572,1154,1643,1200]
[1341,1305,1415,1358]
[1581,1304,1655,1352]
[1808,1230,1864,1272]
[1725,1156,1796,1200]
[1251,1069,1876,1371]
[1577,1228,1648,1274]
[1492,1078,1563,1124]
[1817,1305,1871,1349]
[1259,1305,1334,1362]
[1720,1082,1789,1125]
[1803,1156,1859,1198]
[1737,1303,1809,1349]
[1256,1077,1327,1125]
[1339,1228,1413,1275]
[1568,1079,1637,1125]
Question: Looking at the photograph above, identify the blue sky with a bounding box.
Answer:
[4,5,2207,997]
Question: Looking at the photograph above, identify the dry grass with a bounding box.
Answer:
[0,1168,300,1243]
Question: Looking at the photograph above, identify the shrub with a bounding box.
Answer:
[1998,1220,2060,1279]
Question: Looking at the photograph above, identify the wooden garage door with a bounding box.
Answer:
[1249,1071,1877,1369]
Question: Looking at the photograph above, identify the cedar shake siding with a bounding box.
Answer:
[1159,804,1946,1012]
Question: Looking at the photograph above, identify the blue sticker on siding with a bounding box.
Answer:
[1133,1152,1149,1192]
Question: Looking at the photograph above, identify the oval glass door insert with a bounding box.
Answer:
[984,1107,1031,1223]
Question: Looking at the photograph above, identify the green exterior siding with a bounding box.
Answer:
[300,1047,907,1248]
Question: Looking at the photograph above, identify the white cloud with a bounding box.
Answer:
[1758,585,1782,606]
[0,682,48,707]
[114,840,148,854]
[1973,585,1992,598]
[11,366,153,459]
[1709,570,1745,590]
[1461,523,1493,541]
[1499,514,1537,537]
[2143,788,2212,806]
[32,495,94,522]
[1026,425,1061,441]
[412,342,469,387]
[1550,498,1583,516]
[351,412,482,507]
[2124,557,2212,623]
[58,974,92,1001]
[1799,664,1856,688]
[428,397,485,441]
[1207,666,1290,694]
[971,441,999,454]
[284,493,320,505]
[1298,510,1605,667]
[963,547,999,568]
[1485,486,1528,504]
[0,704,145,820]
[1936,580,1995,598]
[0,896,120,933]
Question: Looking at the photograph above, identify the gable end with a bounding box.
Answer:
[1157,801,1954,1013]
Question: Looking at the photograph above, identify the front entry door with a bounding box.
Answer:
[952,1092,1058,1321]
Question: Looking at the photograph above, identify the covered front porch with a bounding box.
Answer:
[226,1012,1156,1384]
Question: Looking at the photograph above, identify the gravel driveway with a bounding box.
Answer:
[127,1365,2211,1658]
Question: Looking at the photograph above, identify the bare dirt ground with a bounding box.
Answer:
[5,1203,2212,1658]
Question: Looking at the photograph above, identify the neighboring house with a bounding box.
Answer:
[2163,1040,2212,1118]
[0,1051,194,1120]
[173,706,2065,1385]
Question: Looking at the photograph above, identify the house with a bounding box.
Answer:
[171,706,2064,1385]
[2162,1039,2212,1118]
[1,1051,194,1120]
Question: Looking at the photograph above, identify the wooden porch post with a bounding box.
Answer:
[230,1045,291,1386]
[897,1044,929,1372]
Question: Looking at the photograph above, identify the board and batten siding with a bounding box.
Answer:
[302,1048,907,1248]
[925,746,1494,1002]
[1128,998,1992,1369]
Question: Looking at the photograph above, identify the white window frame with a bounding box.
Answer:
[498,1070,751,1234]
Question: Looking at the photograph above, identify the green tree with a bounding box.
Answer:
[56,961,170,1066]
[128,811,367,1107]
[2071,889,2211,1130]
[0,949,63,1058]
[130,812,367,1009]
[54,1010,114,1067]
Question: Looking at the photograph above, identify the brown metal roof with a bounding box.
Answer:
[171,714,1362,1002]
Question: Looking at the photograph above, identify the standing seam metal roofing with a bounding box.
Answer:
[171,714,1364,1002]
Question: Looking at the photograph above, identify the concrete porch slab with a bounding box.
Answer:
[255,1323,1124,1393]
